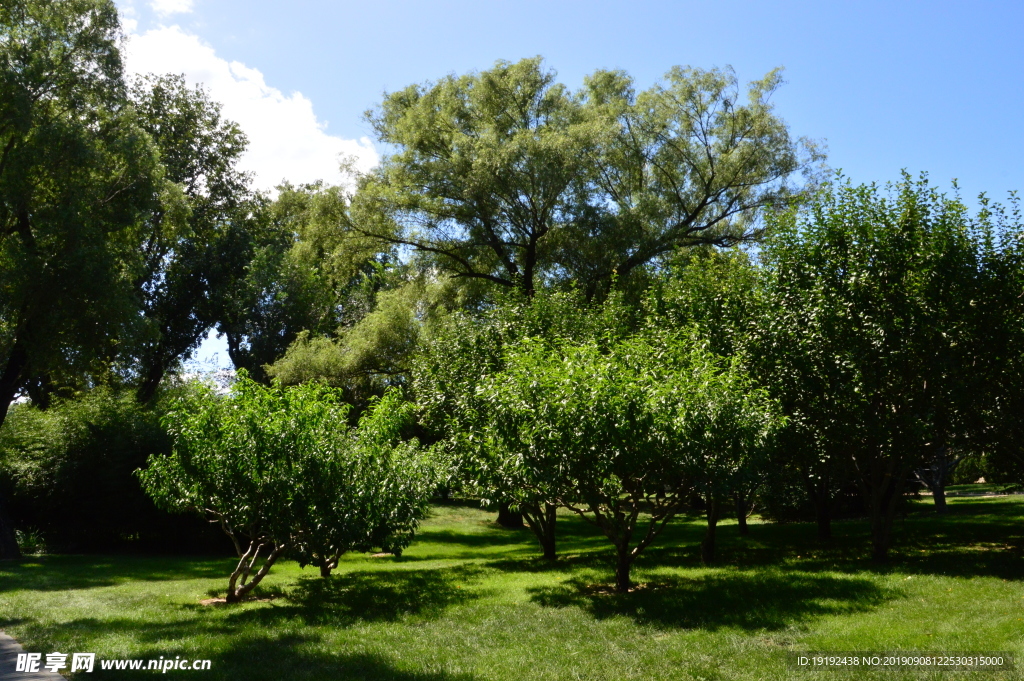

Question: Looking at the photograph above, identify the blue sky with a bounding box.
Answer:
[115,0,1024,368]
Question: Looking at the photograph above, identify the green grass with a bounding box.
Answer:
[2,493,1024,680]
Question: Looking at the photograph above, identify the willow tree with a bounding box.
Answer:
[354,57,822,299]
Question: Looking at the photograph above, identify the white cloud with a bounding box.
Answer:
[121,25,378,191]
[149,0,194,18]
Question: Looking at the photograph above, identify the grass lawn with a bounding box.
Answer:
[2,493,1023,680]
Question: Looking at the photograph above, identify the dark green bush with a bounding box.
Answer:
[0,386,229,553]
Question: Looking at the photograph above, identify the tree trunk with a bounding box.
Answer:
[932,484,948,513]
[320,563,333,578]
[734,492,749,536]
[870,513,892,563]
[867,467,909,564]
[226,541,287,603]
[496,502,524,529]
[135,357,166,404]
[701,496,720,565]
[804,472,833,541]
[522,502,557,559]
[614,547,633,593]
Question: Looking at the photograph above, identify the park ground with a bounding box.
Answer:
[1,490,1023,680]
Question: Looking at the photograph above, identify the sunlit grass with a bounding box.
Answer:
[2,493,1023,680]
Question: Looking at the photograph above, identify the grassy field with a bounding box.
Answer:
[2,493,1023,680]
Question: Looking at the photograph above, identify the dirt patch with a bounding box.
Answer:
[199,595,278,606]
[580,582,663,595]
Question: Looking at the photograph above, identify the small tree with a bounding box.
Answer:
[289,390,437,577]
[474,332,781,591]
[139,375,434,601]
[414,289,631,548]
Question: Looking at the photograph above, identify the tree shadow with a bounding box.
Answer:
[527,568,893,631]
[0,555,229,592]
[214,636,476,681]
[220,565,484,628]
[45,630,477,681]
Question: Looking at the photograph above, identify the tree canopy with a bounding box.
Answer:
[355,57,822,299]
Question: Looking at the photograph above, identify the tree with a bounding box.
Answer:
[289,390,436,577]
[218,182,392,385]
[644,248,768,535]
[470,331,780,591]
[138,375,435,602]
[127,74,256,403]
[759,174,1005,559]
[0,0,166,558]
[413,289,631,543]
[355,57,822,300]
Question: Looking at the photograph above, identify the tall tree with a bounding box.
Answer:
[218,182,391,384]
[760,174,1005,560]
[128,74,255,403]
[355,57,822,299]
[0,0,165,557]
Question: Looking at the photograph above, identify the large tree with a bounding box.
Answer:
[0,0,165,557]
[354,57,822,299]
[759,175,1007,560]
[218,182,392,385]
[127,74,256,403]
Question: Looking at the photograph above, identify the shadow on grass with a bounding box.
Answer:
[220,565,484,628]
[73,632,475,681]
[527,568,893,631]
[214,637,475,681]
[0,554,229,592]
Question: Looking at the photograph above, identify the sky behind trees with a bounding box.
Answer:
[113,0,1024,367]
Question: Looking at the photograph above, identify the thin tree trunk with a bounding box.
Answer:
[496,502,523,529]
[522,502,557,559]
[734,492,749,536]
[805,472,832,541]
[226,541,287,603]
[701,496,720,565]
[614,546,633,593]
[868,466,909,563]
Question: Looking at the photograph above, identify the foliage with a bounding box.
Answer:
[218,182,394,384]
[356,57,823,299]
[289,390,437,575]
[0,386,232,552]
[126,74,257,403]
[757,174,1019,558]
[413,289,632,545]
[267,278,452,405]
[139,375,436,601]
[467,330,782,590]
[0,0,165,420]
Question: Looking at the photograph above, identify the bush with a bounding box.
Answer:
[0,386,230,552]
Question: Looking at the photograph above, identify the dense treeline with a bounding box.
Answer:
[2,0,1024,593]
